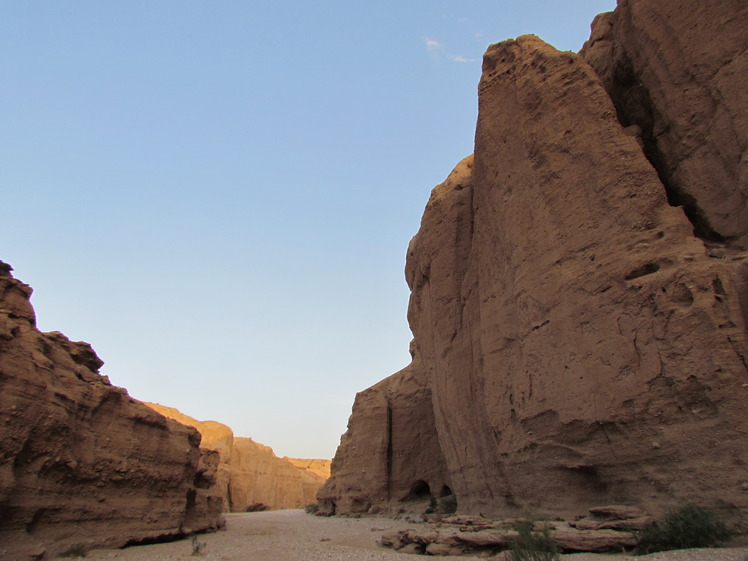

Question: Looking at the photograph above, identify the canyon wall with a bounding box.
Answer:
[0,262,224,560]
[145,403,329,511]
[319,0,748,521]
[285,458,332,479]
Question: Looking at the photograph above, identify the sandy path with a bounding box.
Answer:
[78,510,748,561]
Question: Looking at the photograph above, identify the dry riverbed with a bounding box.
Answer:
[76,510,748,561]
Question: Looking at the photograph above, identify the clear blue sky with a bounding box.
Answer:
[1,1,616,459]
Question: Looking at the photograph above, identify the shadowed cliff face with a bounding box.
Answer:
[0,263,224,560]
[580,0,748,248]
[319,0,748,520]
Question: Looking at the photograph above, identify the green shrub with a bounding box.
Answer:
[304,503,320,515]
[439,494,458,514]
[635,504,732,555]
[510,520,559,561]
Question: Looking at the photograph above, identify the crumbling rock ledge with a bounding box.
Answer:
[0,262,224,560]
[319,0,748,525]
[379,505,645,556]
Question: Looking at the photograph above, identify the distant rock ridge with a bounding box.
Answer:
[144,403,330,512]
[0,262,224,560]
[318,0,748,523]
[285,458,332,479]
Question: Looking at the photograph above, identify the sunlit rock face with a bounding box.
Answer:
[145,403,329,512]
[0,262,224,561]
[285,458,332,480]
[320,0,748,521]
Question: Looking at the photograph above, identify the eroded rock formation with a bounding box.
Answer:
[319,0,748,522]
[285,458,332,479]
[581,0,748,248]
[319,356,451,515]
[228,437,325,511]
[145,403,329,512]
[380,507,650,556]
[0,263,224,560]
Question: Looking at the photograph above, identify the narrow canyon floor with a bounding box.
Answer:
[76,510,748,561]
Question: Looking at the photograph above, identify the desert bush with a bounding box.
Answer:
[510,520,559,561]
[439,494,458,514]
[304,503,320,515]
[190,535,206,556]
[635,504,731,555]
[424,496,438,514]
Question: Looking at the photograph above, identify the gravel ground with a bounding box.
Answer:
[76,510,748,561]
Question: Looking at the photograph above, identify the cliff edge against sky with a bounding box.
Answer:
[319,0,748,520]
[0,263,224,560]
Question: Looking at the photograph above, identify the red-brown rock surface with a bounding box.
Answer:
[318,357,451,515]
[145,403,328,512]
[581,0,748,248]
[319,3,748,523]
[0,262,224,560]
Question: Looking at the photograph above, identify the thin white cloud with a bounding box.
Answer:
[448,54,475,63]
[425,36,475,63]
[425,37,441,51]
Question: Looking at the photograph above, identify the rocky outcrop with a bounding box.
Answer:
[145,403,328,512]
[285,458,332,479]
[228,437,325,511]
[580,0,748,248]
[320,1,748,524]
[380,507,646,556]
[0,262,224,560]
[143,404,235,510]
[318,357,451,515]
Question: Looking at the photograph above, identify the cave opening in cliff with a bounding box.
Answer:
[439,484,453,498]
[402,479,431,501]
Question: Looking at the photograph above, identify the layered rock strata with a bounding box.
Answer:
[0,262,224,560]
[145,403,329,511]
[319,1,748,522]
[228,438,325,511]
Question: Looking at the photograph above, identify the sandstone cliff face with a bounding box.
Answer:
[320,2,748,521]
[145,403,328,512]
[581,0,748,248]
[143,404,235,511]
[0,263,224,560]
[285,458,332,479]
[318,357,451,515]
[228,437,325,511]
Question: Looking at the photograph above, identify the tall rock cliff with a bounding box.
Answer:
[581,0,748,249]
[0,262,224,560]
[145,403,329,511]
[319,0,748,521]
